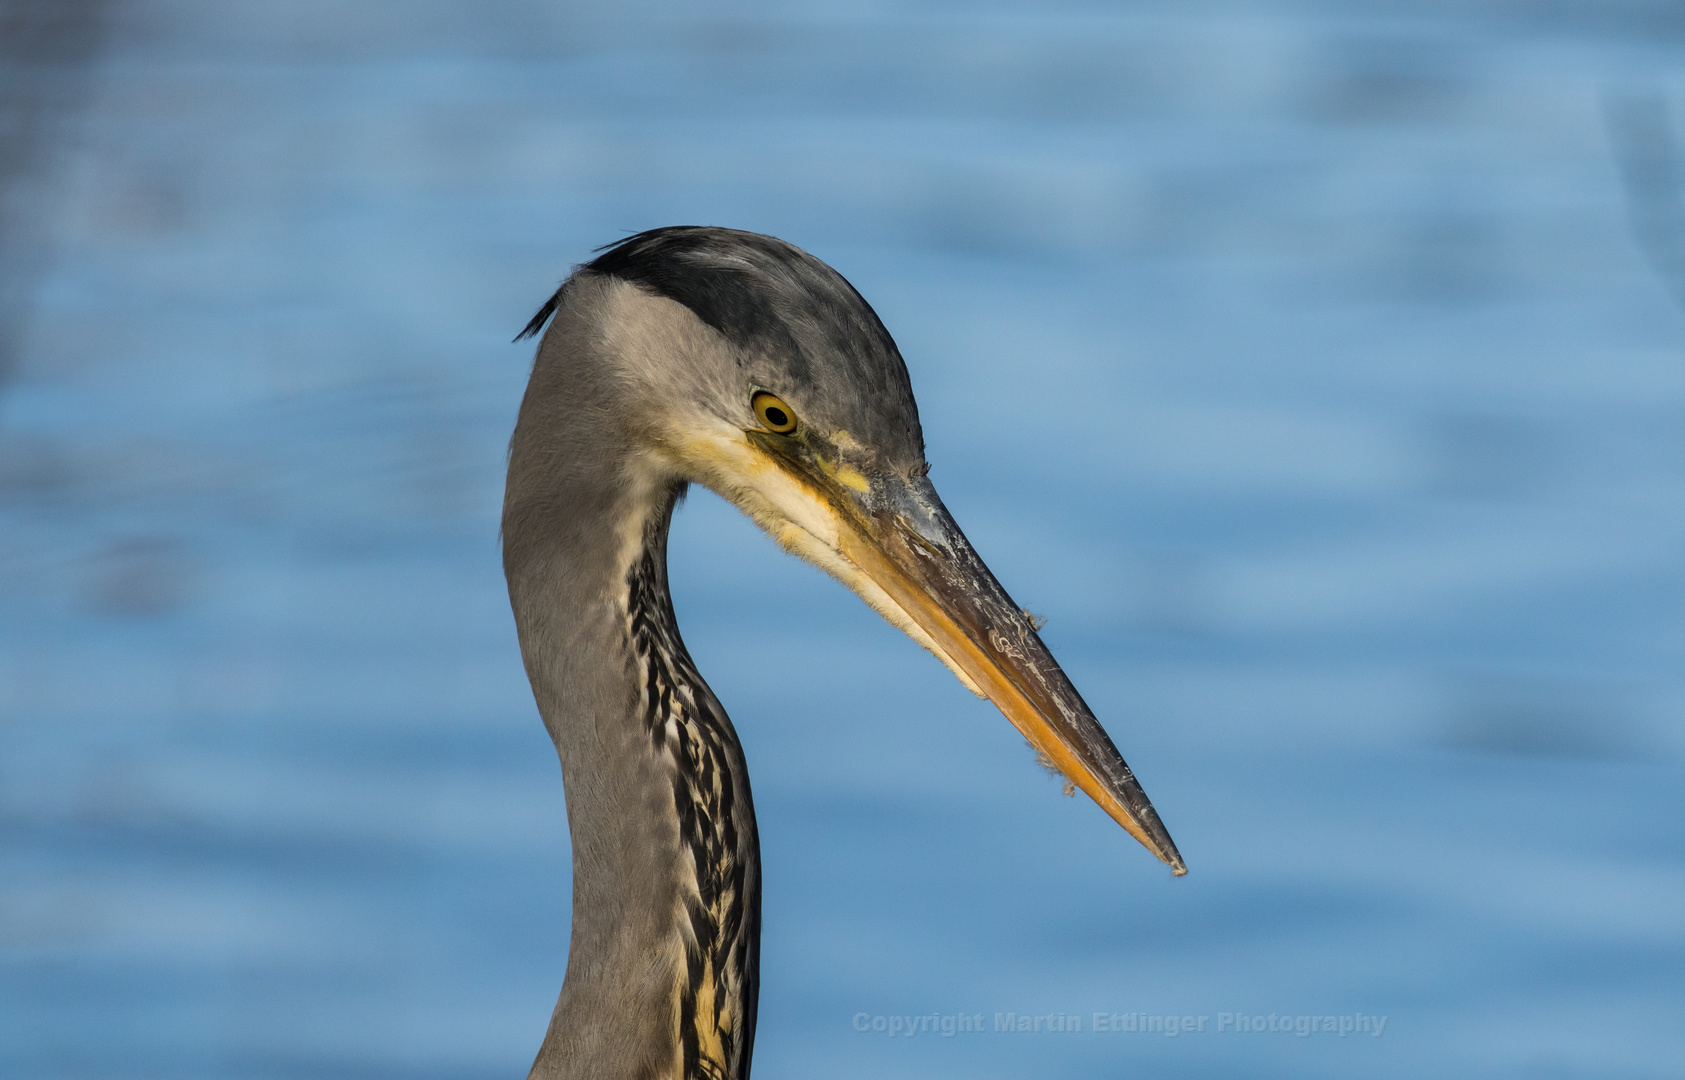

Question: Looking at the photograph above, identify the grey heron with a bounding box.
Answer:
[503,226,1183,1080]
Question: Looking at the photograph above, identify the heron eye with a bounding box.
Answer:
[752,392,798,434]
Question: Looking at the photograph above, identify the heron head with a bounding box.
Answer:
[538,226,1183,874]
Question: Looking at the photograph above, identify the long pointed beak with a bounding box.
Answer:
[838,474,1185,875]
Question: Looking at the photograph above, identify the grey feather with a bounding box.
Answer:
[504,230,927,1080]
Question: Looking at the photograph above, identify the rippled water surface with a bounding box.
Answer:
[3,2,1684,1077]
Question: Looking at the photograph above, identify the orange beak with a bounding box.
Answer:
[746,427,1184,875]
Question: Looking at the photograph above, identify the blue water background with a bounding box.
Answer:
[2,2,1683,1077]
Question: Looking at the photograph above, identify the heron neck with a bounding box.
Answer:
[504,423,760,1080]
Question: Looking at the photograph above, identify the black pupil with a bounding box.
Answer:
[764,406,789,427]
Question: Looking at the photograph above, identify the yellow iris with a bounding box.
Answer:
[751,392,798,434]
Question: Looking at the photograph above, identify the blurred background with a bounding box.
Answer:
[2,1,1683,1077]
